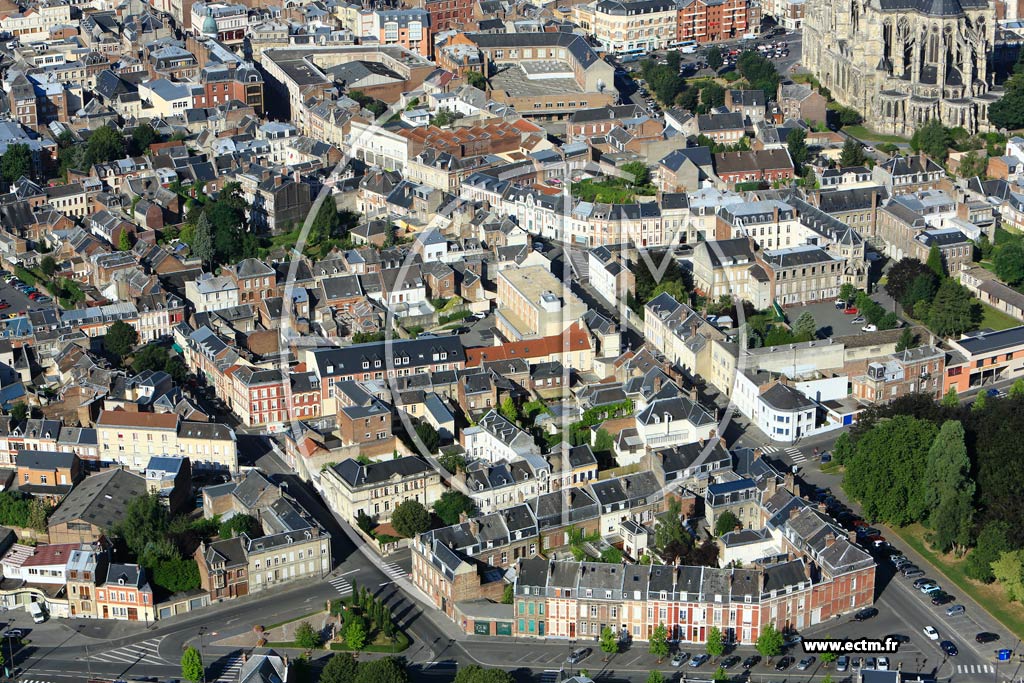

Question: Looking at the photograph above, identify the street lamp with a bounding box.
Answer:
[79,624,93,683]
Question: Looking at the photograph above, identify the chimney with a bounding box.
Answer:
[469,519,480,535]
[847,530,857,544]
[803,560,812,580]
[753,447,763,461]
[690,385,698,402]
[784,471,796,494]
[825,532,837,548]
[764,475,777,498]
[458,511,469,524]
[568,490,576,505]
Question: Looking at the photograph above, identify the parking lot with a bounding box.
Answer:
[784,291,900,339]
[0,277,54,318]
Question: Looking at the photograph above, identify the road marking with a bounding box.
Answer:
[85,636,167,664]
[379,581,393,587]
[382,561,407,580]
[759,445,779,454]
[328,576,353,596]
[784,447,806,463]
[339,568,360,576]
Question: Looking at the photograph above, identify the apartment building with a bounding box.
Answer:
[496,266,587,341]
[96,411,238,471]
[320,456,444,528]
[463,410,542,464]
[95,564,155,622]
[851,346,945,403]
[944,326,1024,393]
[574,0,678,54]
[678,0,759,43]
[760,244,844,306]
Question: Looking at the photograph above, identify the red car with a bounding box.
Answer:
[843,307,859,314]
[28,292,38,300]
[0,303,10,310]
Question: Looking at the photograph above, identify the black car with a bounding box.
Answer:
[977,632,1000,644]
[931,593,955,606]
[885,634,911,644]
[854,607,879,621]
[721,656,741,669]
[940,640,958,657]
[775,656,794,671]
[742,655,761,669]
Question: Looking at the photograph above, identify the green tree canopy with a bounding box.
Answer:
[104,320,139,361]
[181,646,203,683]
[86,125,126,166]
[40,255,58,277]
[714,511,740,537]
[756,623,784,659]
[839,137,867,167]
[884,258,933,303]
[706,46,723,70]
[414,421,440,454]
[792,311,817,340]
[391,499,430,538]
[219,513,261,539]
[294,621,322,649]
[344,619,367,650]
[320,653,360,683]
[965,520,1011,583]
[649,623,670,659]
[433,490,477,526]
[911,118,951,161]
[992,550,1024,602]
[600,625,619,655]
[926,244,945,277]
[131,124,158,155]
[706,626,725,657]
[113,492,170,563]
[354,657,408,683]
[454,665,515,683]
[151,556,200,593]
[994,240,1024,286]
[927,279,978,337]
[1,143,32,183]
[923,421,975,554]
[622,161,652,186]
[787,127,809,168]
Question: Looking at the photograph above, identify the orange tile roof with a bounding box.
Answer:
[466,323,591,366]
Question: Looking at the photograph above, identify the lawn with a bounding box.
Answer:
[892,524,1024,641]
[843,125,910,145]
[978,302,1021,331]
[571,178,657,204]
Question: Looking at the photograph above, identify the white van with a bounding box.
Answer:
[28,602,45,623]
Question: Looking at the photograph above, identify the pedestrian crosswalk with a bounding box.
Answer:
[216,653,244,682]
[539,669,561,683]
[328,574,353,596]
[382,562,407,581]
[85,636,167,664]
[956,664,995,674]
[785,446,807,463]
[759,445,780,454]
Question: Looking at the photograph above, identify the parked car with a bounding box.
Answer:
[885,634,910,644]
[854,607,879,621]
[775,656,793,671]
[878,657,891,671]
[689,654,709,668]
[865,657,877,670]
[946,605,965,617]
[742,656,761,669]
[3,629,23,639]
[835,301,847,309]
[931,593,955,606]
[797,657,816,671]
[941,640,958,656]
[567,648,591,664]
[862,324,878,332]
[671,652,690,667]
[721,656,741,669]
[923,626,939,640]
[913,578,933,588]
[921,584,942,594]
[976,632,1000,644]
[851,316,866,324]
[844,307,859,314]
[836,656,850,672]
[851,657,862,670]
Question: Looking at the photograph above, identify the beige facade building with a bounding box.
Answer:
[95,411,238,471]
[496,266,587,341]
[574,0,678,54]
[320,456,444,528]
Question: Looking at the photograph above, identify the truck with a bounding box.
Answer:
[28,601,45,623]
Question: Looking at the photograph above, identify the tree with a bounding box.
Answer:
[994,241,1024,286]
[321,653,360,683]
[792,311,817,340]
[26,499,48,532]
[354,657,408,683]
[706,46,723,70]
[902,273,939,311]
[787,127,808,169]
[192,212,214,269]
[706,626,725,658]
[131,124,158,155]
[942,387,959,408]
[895,328,917,352]
[152,556,200,593]
[958,149,988,179]
[600,626,619,657]
[113,492,170,561]
[926,244,945,278]
[219,513,261,539]
[928,279,977,337]
[1,143,32,183]
[972,389,987,413]
[118,229,133,251]
[923,421,975,554]
[294,621,321,649]
[839,283,858,304]
[85,125,126,165]
[843,415,938,525]
[714,511,740,536]
[466,71,487,90]
[712,667,728,683]
[1010,378,1024,400]
[594,428,615,453]
[344,619,366,650]
[649,623,670,661]
[654,497,693,563]
[9,402,27,422]
[820,650,838,666]
[40,255,58,277]
[756,623,783,660]
[455,666,515,683]
[910,118,951,162]
[992,550,1024,602]
[884,258,932,304]
[736,51,780,94]
[499,396,518,423]
[989,75,1024,130]
[966,520,1011,583]
[622,161,652,187]
[433,490,477,526]
[839,137,867,167]
[647,672,665,683]
[104,320,139,361]
[181,646,204,683]
[414,421,440,454]
[391,499,430,538]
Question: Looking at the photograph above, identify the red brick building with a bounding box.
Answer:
[677,0,759,44]
[713,149,795,188]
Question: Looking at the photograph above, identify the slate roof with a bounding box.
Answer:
[49,469,147,530]
[332,456,434,488]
